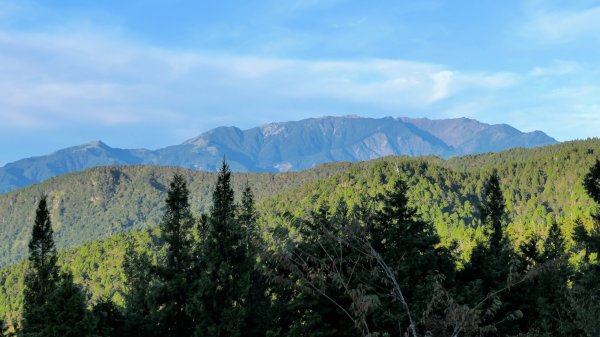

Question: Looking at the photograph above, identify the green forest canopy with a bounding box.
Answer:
[1,138,600,326]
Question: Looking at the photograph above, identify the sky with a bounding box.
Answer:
[1,0,600,165]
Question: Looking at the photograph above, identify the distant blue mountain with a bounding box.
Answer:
[0,116,557,193]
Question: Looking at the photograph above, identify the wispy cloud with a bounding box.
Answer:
[529,60,582,77]
[521,4,600,43]
[0,27,520,131]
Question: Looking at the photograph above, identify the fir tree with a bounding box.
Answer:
[39,272,95,337]
[21,196,60,335]
[122,242,155,337]
[365,177,455,336]
[570,159,600,335]
[191,160,253,337]
[238,184,271,337]
[543,220,565,261]
[153,174,196,337]
[579,159,600,256]
[21,196,94,337]
[583,159,600,205]
[93,298,126,337]
[459,171,521,336]
[239,184,259,253]
[478,169,506,250]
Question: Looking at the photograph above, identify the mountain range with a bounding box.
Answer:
[0,116,557,193]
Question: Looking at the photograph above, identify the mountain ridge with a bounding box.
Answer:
[0,115,557,193]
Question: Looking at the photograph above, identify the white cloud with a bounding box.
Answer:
[0,27,521,130]
[529,60,581,77]
[522,5,600,43]
[429,71,453,102]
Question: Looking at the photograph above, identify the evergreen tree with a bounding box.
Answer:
[153,174,196,337]
[478,169,506,250]
[39,272,95,337]
[191,161,253,337]
[93,298,126,337]
[365,177,455,336]
[583,159,600,206]
[21,196,60,335]
[271,203,360,337]
[239,184,258,254]
[122,242,155,337]
[238,185,271,337]
[543,220,566,261]
[459,171,520,336]
[578,159,600,256]
[570,159,600,335]
[20,196,94,337]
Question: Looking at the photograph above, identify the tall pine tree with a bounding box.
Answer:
[459,170,523,336]
[153,174,196,337]
[20,196,94,337]
[21,196,60,335]
[478,169,506,250]
[238,184,271,337]
[365,177,455,336]
[570,159,600,335]
[122,241,155,337]
[190,161,255,337]
[21,196,61,336]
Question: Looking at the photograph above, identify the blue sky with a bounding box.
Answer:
[1,0,600,165]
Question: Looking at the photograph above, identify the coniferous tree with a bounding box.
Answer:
[21,196,94,337]
[514,221,576,336]
[40,272,95,337]
[543,220,566,261]
[191,161,254,337]
[122,242,155,337]
[271,203,359,337]
[238,185,271,337]
[466,170,510,288]
[570,159,600,336]
[578,159,600,256]
[93,298,126,337]
[478,169,506,250]
[365,177,455,336]
[153,174,196,337]
[21,196,60,335]
[459,171,520,336]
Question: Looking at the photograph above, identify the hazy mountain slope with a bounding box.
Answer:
[0,141,155,193]
[169,116,455,172]
[400,117,557,154]
[0,116,557,193]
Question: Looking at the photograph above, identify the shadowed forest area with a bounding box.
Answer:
[3,143,600,336]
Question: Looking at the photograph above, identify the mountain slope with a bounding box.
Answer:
[0,141,154,193]
[400,117,556,154]
[0,116,557,193]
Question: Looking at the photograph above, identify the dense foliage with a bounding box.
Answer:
[20,197,94,337]
[0,163,351,266]
[2,139,600,335]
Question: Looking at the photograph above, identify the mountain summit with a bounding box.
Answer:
[0,116,556,193]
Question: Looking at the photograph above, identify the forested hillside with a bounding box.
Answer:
[263,139,600,258]
[1,140,597,268]
[1,139,600,335]
[0,163,352,266]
